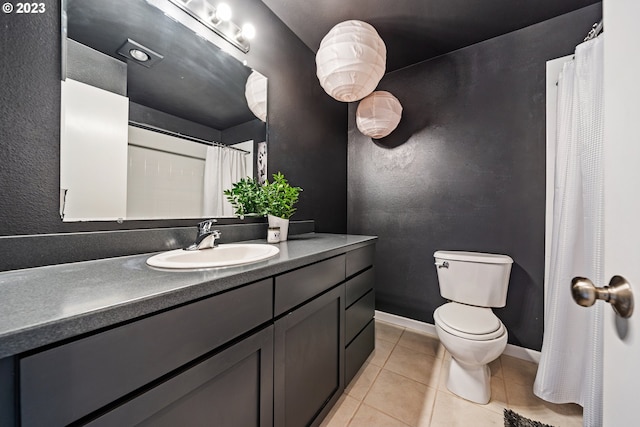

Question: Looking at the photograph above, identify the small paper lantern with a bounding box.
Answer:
[316,20,386,102]
[245,70,267,122]
[356,91,403,138]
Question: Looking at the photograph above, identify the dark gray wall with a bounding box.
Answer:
[347,4,601,351]
[0,0,346,266]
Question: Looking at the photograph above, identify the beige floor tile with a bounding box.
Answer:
[345,362,381,401]
[397,329,445,359]
[384,344,442,389]
[501,354,538,386]
[542,403,583,427]
[375,320,405,344]
[505,373,583,427]
[484,375,508,414]
[363,369,437,427]
[334,324,582,427]
[348,404,410,427]
[369,338,395,367]
[320,395,360,427]
[430,391,503,427]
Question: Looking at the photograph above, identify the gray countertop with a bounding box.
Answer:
[0,233,376,358]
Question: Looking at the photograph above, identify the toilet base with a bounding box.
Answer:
[446,357,491,404]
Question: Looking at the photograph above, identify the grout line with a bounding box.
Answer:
[345,398,362,427]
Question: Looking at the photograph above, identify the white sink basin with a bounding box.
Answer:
[146,243,280,269]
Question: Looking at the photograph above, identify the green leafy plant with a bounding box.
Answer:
[223,177,267,218]
[263,172,302,219]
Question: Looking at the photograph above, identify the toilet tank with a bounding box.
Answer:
[433,251,513,307]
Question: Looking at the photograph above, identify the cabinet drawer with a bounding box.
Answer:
[87,326,274,427]
[345,267,375,307]
[275,255,345,316]
[346,244,375,278]
[20,279,273,427]
[345,320,375,385]
[345,289,375,345]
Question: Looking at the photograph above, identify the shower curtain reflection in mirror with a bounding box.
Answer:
[203,145,249,217]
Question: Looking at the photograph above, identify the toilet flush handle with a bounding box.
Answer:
[435,261,449,269]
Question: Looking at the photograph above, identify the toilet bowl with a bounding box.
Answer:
[432,250,513,404]
[434,302,507,404]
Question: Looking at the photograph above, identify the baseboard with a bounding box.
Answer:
[374,310,541,364]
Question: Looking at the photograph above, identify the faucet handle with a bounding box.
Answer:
[198,219,218,235]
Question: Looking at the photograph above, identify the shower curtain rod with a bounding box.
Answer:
[584,20,603,42]
[129,121,251,154]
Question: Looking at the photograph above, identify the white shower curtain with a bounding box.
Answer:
[534,36,604,427]
[202,145,248,217]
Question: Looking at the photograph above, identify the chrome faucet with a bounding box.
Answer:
[184,219,221,251]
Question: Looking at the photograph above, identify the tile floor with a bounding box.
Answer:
[321,320,582,427]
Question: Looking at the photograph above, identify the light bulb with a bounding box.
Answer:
[240,23,256,40]
[129,49,150,62]
[216,3,232,21]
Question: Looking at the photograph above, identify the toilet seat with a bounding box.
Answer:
[434,302,505,341]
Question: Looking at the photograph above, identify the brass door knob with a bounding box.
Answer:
[571,276,634,318]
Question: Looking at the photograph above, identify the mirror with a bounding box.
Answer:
[60,0,267,222]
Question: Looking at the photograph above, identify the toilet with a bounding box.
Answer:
[433,250,513,404]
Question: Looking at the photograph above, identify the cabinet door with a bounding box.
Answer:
[86,326,274,427]
[274,285,345,427]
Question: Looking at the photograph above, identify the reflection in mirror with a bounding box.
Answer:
[60,0,267,222]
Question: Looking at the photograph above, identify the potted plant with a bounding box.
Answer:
[262,172,302,240]
[223,177,267,218]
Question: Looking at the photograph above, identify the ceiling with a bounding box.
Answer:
[65,0,600,132]
[261,0,601,72]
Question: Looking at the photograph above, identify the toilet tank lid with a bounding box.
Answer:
[434,251,513,264]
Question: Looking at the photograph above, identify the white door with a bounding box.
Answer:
[602,0,640,425]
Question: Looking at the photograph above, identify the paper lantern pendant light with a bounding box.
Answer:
[356,91,403,138]
[316,20,386,102]
[245,70,267,122]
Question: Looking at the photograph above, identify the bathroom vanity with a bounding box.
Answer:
[0,233,376,427]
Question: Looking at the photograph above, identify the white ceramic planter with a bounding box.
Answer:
[268,215,290,241]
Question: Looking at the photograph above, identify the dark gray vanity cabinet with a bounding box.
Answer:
[344,246,376,384]
[12,241,377,427]
[274,256,346,427]
[19,279,273,427]
[86,325,274,427]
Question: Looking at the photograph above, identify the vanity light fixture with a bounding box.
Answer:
[168,0,255,53]
[116,39,164,68]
